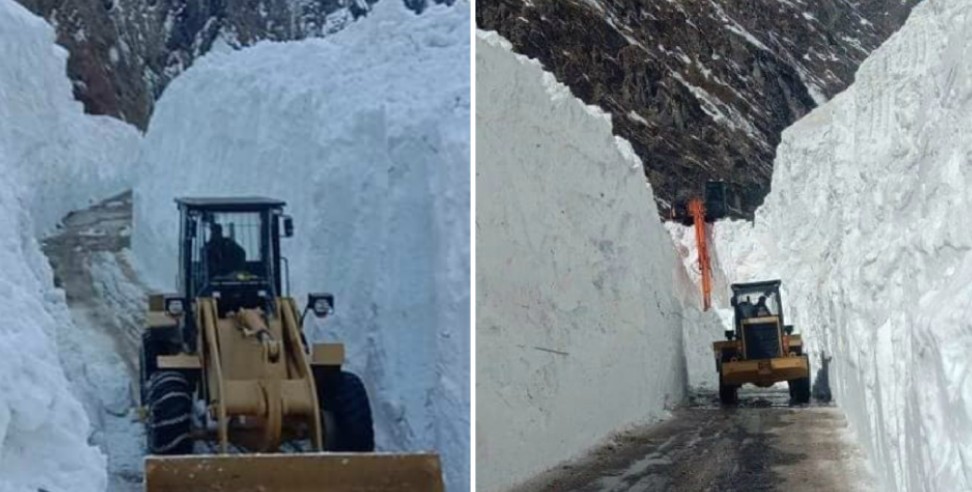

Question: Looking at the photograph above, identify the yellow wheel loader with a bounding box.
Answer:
[138,197,443,491]
[712,280,811,405]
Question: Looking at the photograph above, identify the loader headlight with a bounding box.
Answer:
[282,215,294,238]
[784,325,794,335]
[724,330,734,340]
[308,293,335,318]
[164,297,185,317]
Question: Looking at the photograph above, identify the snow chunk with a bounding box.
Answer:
[672,72,758,137]
[627,110,650,125]
[580,0,604,14]
[708,0,770,52]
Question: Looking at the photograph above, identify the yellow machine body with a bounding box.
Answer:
[198,297,321,452]
[141,198,444,490]
[143,295,444,491]
[713,316,809,387]
[145,453,445,492]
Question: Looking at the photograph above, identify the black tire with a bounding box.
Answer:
[789,376,811,404]
[146,371,194,455]
[139,347,147,405]
[719,378,739,405]
[319,371,375,452]
[789,357,812,404]
[139,331,159,405]
[717,354,739,406]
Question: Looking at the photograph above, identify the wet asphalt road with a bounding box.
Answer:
[511,388,871,492]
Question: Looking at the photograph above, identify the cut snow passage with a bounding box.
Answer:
[477,31,712,492]
[710,0,972,489]
[0,1,140,490]
[133,2,469,491]
[41,194,147,492]
[665,223,733,391]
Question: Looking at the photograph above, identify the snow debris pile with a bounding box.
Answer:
[710,0,972,489]
[476,31,705,492]
[133,2,469,490]
[0,1,140,491]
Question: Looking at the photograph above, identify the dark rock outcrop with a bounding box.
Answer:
[16,0,451,129]
[478,0,917,218]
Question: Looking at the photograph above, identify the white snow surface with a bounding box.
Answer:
[0,188,107,492]
[710,0,972,489]
[132,2,469,490]
[476,31,702,492]
[0,188,106,492]
[665,223,733,390]
[0,2,139,234]
[0,1,141,490]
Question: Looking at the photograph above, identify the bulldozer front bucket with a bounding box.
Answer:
[144,453,444,492]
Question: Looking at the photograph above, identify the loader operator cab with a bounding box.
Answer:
[176,197,293,317]
[727,280,790,361]
[737,293,776,318]
[730,281,782,330]
[205,223,246,277]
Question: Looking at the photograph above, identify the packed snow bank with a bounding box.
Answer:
[0,1,141,490]
[133,2,469,490]
[476,31,698,492]
[0,2,139,233]
[710,0,972,489]
[0,186,107,492]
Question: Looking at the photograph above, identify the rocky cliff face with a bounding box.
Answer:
[15,0,448,129]
[478,0,917,218]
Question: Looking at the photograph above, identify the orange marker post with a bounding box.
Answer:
[688,198,712,311]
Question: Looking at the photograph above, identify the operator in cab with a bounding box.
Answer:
[205,223,246,276]
[755,295,771,317]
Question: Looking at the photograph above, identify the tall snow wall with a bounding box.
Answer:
[712,0,972,489]
[0,2,139,233]
[0,1,141,491]
[476,32,692,492]
[0,188,106,492]
[132,3,469,490]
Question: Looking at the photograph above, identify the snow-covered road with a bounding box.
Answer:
[43,192,142,367]
[42,192,147,492]
[510,389,873,492]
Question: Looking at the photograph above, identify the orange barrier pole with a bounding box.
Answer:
[688,198,712,311]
